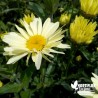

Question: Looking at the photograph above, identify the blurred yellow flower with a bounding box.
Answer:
[78,73,98,98]
[0,32,8,40]
[80,0,98,16]
[70,16,98,44]
[0,81,3,87]
[59,13,71,25]
[76,55,82,61]
[20,13,35,25]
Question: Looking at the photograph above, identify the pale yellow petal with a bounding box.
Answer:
[15,25,29,39]
[37,17,42,35]
[7,53,28,64]
[30,18,39,35]
[77,91,94,98]
[32,52,42,70]
[23,21,33,36]
[57,43,70,49]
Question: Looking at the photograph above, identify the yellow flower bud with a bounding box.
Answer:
[19,13,35,25]
[0,81,3,87]
[59,7,64,13]
[0,32,8,40]
[59,13,71,25]
[76,55,82,61]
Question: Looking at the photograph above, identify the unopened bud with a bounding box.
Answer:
[76,55,82,61]
[59,13,71,25]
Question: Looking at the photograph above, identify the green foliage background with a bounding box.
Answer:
[0,0,98,98]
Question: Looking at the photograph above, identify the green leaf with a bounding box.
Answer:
[61,82,72,91]
[0,21,8,31]
[79,47,91,61]
[1,8,20,14]
[21,64,35,89]
[0,83,22,94]
[43,0,59,14]
[46,65,54,75]
[28,2,45,18]
[20,89,32,98]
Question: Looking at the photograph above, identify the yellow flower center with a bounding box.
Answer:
[26,35,46,51]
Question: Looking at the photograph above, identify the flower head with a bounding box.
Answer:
[2,17,70,70]
[19,13,35,25]
[59,13,71,25]
[80,0,98,16]
[70,16,98,44]
[78,73,98,98]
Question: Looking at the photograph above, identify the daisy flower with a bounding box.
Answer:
[2,17,70,70]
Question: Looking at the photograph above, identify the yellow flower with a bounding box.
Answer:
[59,13,71,25]
[70,16,98,44]
[76,55,82,61]
[0,81,3,87]
[78,73,98,98]
[80,0,98,16]
[2,17,70,70]
[20,13,35,25]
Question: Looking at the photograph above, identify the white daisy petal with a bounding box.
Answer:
[4,47,28,55]
[15,25,29,39]
[23,21,33,36]
[45,22,59,38]
[3,32,26,43]
[7,53,28,64]
[42,50,54,58]
[93,94,98,98]
[91,77,98,90]
[30,18,39,35]
[57,43,71,49]
[3,38,26,48]
[3,38,26,47]
[42,18,51,35]
[49,28,64,40]
[4,47,29,56]
[3,52,15,56]
[32,52,42,70]
[77,91,94,98]
[48,35,64,43]
[37,17,42,34]
[49,49,65,54]
[4,47,14,52]
[3,33,26,48]
[92,73,98,80]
